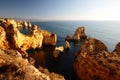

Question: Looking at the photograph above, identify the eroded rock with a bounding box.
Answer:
[65,35,72,41]
[73,38,120,80]
[0,18,57,52]
[41,30,57,46]
[64,41,70,49]
[72,26,87,41]
[0,26,9,49]
[0,48,65,80]
[113,42,120,52]
[65,26,87,42]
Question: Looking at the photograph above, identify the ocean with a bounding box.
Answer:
[28,21,120,80]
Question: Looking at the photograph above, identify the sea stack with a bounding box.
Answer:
[73,38,120,80]
[65,26,87,42]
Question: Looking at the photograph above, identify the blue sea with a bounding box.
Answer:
[29,21,120,80]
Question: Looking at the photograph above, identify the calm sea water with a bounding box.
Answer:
[29,21,120,80]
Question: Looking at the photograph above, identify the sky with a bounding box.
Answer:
[0,0,120,21]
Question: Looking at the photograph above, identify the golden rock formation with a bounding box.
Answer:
[41,30,57,46]
[73,38,120,80]
[65,26,87,42]
[0,48,65,80]
[0,18,57,52]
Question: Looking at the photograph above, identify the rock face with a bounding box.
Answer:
[72,26,87,41]
[65,26,87,42]
[73,38,120,80]
[64,41,70,49]
[65,35,72,41]
[0,26,9,49]
[113,42,120,52]
[41,30,57,46]
[0,48,65,80]
[0,18,57,52]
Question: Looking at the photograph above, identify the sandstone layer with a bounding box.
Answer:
[0,48,65,80]
[0,18,57,52]
[73,38,120,80]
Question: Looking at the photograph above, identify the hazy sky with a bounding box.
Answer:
[0,0,120,21]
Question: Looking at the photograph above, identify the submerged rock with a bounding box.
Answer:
[0,48,65,80]
[73,38,120,80]
[0,18,57,53]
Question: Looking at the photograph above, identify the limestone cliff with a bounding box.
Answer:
[0,18,57,52]
[73,38,120,80]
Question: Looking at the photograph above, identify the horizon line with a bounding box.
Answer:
[1,17,120,22]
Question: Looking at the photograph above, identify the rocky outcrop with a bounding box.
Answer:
[55,46,64,52]
[113,42,120,52]
[0,48,65,80]
[0,26,9,49]
[41,30,57,46]
[0,18,57,52]
[65,35,72,41]
[65,26,87,42]
[38,67,65,80]
[64,41,70,49]
[73,38,120,80]
[73,26,87,41]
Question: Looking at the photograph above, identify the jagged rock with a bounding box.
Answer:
[65,35,72,41]
[53,46,64,59]
[0,26,9,49]
[73,38,120,80]
[38,67,65,80]
[0,48,65,80]
[55,46,64,52]
[41,30,57,46]
[113,42,120,52]
[65,26,87,42]
[0,18,57,52]
[72,26,87,41]
[64,41,70,49]
[79,37,108,57]
[0,18,43,52]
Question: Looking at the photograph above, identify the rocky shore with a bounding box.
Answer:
[0,18,57,52]
[73,38,120,80]
[0,48,65,80]
[0,18,64,80]
[0,18,120,80]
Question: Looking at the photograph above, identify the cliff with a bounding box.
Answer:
[0,18,64,80]
[0,48,65,80]
[73,38,120,80]
[0,18,57,53]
